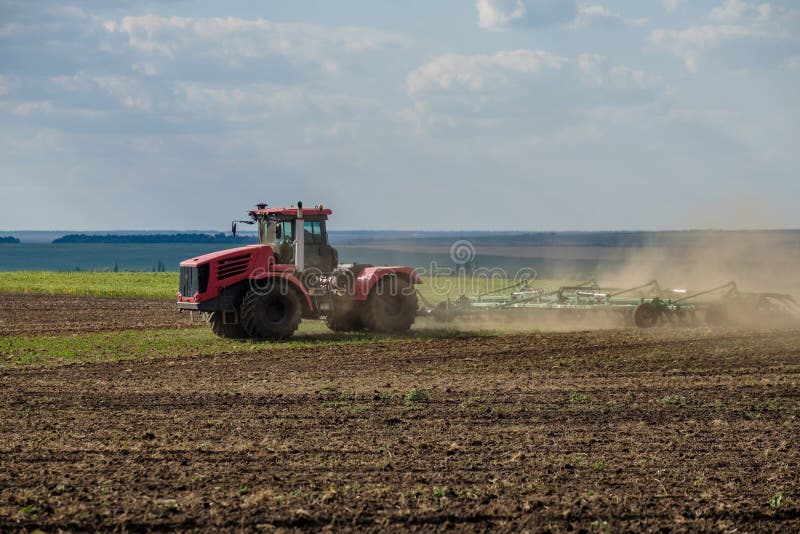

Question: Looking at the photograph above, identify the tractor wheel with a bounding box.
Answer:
[633,303,659,328]
[361,276,418,334]
[240,283,302,340]
[325,311,364,332]
[326,295,364,332]
[203,311,247,339]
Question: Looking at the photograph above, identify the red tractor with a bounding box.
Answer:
[177,202,421,339]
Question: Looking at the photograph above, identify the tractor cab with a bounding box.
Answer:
[248,203,338,273]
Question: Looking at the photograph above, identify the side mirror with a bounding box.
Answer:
[231,221,237,237]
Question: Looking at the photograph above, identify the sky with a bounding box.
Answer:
[0,0,798,231]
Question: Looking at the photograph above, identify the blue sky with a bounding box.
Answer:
[0,0,798,231]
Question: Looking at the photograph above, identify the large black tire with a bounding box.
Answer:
[325,310,364,332]
[361,276,417,334]
[326,295,364,332]
[203,311,248,339]
[633,302,659,328]
[240,283,303,340]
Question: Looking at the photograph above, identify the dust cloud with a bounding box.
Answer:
[596,231,800,295]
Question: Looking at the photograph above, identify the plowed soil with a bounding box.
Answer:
[0,293,201,336]
[1,311,799,531]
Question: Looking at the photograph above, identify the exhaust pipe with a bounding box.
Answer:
[294,201,304,272]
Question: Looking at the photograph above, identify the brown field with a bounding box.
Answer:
[1,295,799,531]
[0,293,200,336]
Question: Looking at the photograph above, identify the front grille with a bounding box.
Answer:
[179,266,198,297]
[179,264,209,297]
[217,254,250,280]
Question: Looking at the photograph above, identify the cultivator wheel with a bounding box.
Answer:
[202,311,248,339]
[361,276,417,334]
[633,303,660,328]
[240,283,302,340]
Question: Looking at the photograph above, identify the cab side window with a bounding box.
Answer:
[304,220,323,244]
[277,221,294,242]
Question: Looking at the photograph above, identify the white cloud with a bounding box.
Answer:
[648,1,789,72]
[708,0,772,23]
[648,24,766,72]
[477,0,527,30]
[0,75,11,97]
[103,15,405,74]
[175,83,379,124]
[576,53,607,85]
[13,101,54,116]
[4,100,103,119]
[785,56,800,70]
[51,73,153,111]
[576,54,661,89]
[0,22,24,37]
[475,0,576,30]
[571,4,647,29]
[177,84,308,121]
[607,65,662,90]
[93,76,152,111]
[405,49,566,94]
[132,62,158,77]
[662,0,683,13]
[569,105,650,126]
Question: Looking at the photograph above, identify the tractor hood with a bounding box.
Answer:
[179,245,262,267]
[178,245,281,304]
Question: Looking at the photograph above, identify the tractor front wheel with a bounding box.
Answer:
[633,303,660,328]
[240,283,302,340]
[361,276,417,334]
[203,311,247,339]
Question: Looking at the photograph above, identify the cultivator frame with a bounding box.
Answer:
[422,279,799,328]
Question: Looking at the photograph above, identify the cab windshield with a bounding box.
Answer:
[258,218,326,245]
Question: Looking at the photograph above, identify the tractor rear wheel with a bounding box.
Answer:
[633,302,659,328]
[203,311,247,339]
[361,276,417,334]
[240,283,302,340]
[326,310,364,332]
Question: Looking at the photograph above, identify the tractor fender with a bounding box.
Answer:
[353,266,422,301]
[249,270,314,314]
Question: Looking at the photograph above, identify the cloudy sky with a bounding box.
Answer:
[0,0,798,231]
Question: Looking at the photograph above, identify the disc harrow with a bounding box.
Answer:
[422,279,799,328]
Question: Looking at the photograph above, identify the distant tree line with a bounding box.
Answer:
[0,236,20,244]
[52,233,257,244]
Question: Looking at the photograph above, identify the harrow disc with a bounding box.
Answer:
[633,303,659,328]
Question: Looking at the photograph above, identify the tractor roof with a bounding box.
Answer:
[248,205,332,219]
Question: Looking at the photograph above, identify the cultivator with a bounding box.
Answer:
[422,279,799,328]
